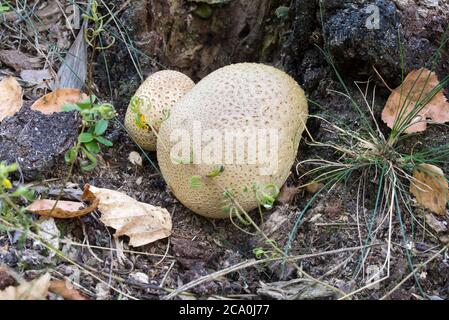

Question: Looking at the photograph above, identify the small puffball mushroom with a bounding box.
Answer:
[125,70,195,151]
[157,63,308,218]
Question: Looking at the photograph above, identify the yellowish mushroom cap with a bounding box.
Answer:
[125,70,195,151]
[157,63,308,218]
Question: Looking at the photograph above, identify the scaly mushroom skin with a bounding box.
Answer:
[158,63,308,218]
[125,70,195,151]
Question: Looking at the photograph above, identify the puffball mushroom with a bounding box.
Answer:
[124,70,195,151]
[157,63,308,218]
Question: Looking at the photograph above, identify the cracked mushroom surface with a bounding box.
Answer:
[125,70,195,151]
[157,63,309,218]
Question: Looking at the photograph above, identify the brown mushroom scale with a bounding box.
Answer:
[158,63,308,219]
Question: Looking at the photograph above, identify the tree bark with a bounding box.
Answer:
[126,0,290,80]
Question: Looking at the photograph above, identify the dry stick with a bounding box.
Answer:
[380,246,448,300]
[80,221,104,263]
[372,65,394,92]
[154,237,171,266]
[164,244,378,300]
[160,261,176,288]
[59,240,175,258]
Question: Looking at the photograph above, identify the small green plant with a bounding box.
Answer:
[0,162,16,191]
[0,162,34,244]
[63,96,117,172]
[187,165,225,189]
[253,239,279,259]
[253,183,280,210]
[222,188,252,226]
[206,165,225,178]
[0,162,32,204]
[129,95,170,130]
[129,96,150,130]
[189,175,204,189]
[83,0,115,51]
[0,2,10,13]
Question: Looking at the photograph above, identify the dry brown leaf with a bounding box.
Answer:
[20,69,53,85]
[30,88,88,114]
[277,184,300,205]
[410,164,448,216]
[26,189,98,219]
[382,68,449,133]
[305,181,324,194]
[0,267,16,290]
[0,49,42,71]
[0,273,50,300]
[0,76,23,122]
[87,185,172,247]
[49,280,88,300]
[424,213,448,234]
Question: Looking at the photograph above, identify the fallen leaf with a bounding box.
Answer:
[0,76,23,122]
[410,164,448,215]
[425,213,447,234]
[95,282,110,300]
[49,280,88,300]
[305,181,324,194]
[87,185,172,247]
[30,88,88,114]
[0,49,42,71]
[128,151,143,166]
[257,279,337,300]
[0,267,16,290]
[35,2,62,28]
[0,273,50,300]
[20,69,52,85]
[129,272,149,285]
[26,188,98,219]
[35,217,60,257]
[277,184,300,205]
[366,265,383,290]
[382,68,449,133]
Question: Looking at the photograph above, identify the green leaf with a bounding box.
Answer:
[81,161,97,172]
[206,165,224,177]
[190,176,204,189]
[61,104,81,112]
[275,6,289,19]
[95,136,113,147]
[12,186,33,200]
[94,119,108,136]
[64,148,77,164]
[0,4,10,13]
[78,132,94,143]
[98,103,116,120]
[80,148,98,172]
[85,141,101,154]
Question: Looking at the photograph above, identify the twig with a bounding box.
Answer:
[164,244,379,300]
[159,260,175,288]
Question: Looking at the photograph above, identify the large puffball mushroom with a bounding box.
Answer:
[125,70,195,151]
[157,63,308,218]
